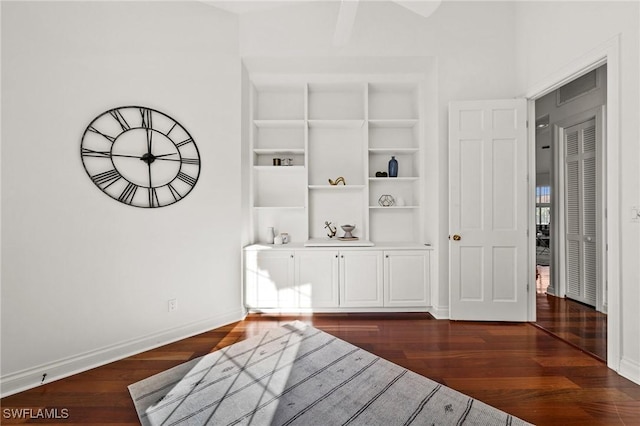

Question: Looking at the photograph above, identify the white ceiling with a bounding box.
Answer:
[202,0,298,15]
[203,0,443,46]
[204,0,442,18]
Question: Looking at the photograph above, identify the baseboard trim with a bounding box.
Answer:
[428,305,449,319]
[619,356,640,386]
[0,309,245,398]
[246,307,431,314]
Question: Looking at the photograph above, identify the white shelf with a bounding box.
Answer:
[254,206,305,210]
[254,119,305,128]
[253,165,305,171]
[304,238,375,247]
[254,149,305,155]
[308,119,365,129]
[369,148,419,155]
[368,177,419,182]
[369,206,418,209]
[308,185,366,190]
[368,119,419,128]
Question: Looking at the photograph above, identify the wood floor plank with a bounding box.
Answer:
[2,313,639,425]
[445,376,582,390]
[533,355,604,367]
[535,291,607,361]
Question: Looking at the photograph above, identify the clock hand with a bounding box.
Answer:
[153,157,182,162]
[110,153,148,160]
[147,128,153,156]
[148,158,152,188]
[109,152,158,166]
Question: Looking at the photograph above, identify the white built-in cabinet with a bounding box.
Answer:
[383,250,430,307]
[296,250,340,308]
[244,249,296,309]
[340,250,384,307]
[244,246,431,312]
[245,74,432,313]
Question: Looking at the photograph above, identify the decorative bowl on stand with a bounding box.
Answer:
[340,224,356,239]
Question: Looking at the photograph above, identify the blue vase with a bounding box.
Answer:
[388,156,398,178]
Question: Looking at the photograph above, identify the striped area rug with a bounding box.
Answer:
[129,321,532,426]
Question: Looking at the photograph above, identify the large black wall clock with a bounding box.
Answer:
[81,106,201,208]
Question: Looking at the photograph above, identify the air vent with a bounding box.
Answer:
[558,70,597,105]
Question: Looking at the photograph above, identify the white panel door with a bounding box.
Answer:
[564,119,598,306]
[449,99,529,321]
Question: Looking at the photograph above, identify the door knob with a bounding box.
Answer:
[452,234,462,241]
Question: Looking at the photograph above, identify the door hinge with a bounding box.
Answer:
[527,283,530,292]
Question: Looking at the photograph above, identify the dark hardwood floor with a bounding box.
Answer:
[534,265,608,362]
[535,292,607,362]
[2,312,639,425]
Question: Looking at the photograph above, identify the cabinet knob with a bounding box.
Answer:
[386,255,389,258]
[291,254,294,258]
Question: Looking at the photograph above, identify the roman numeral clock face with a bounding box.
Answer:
[81,107,201,208]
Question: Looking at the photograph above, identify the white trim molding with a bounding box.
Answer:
[0,309,245,398]
[428,305,450,320]
[525,34,621,374]
[620,357,640,385]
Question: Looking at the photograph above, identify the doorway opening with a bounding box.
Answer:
[533,64,607,361]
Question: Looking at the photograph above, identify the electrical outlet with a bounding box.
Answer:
[168,299,177,312]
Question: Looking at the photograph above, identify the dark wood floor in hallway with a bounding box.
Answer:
[534,264,607,362]
[535,292,608,362]
[2,314,639,425]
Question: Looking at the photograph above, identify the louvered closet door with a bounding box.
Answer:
[564,118,597,306]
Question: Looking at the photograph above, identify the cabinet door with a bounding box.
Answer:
[340,251,383,307]
[384,250,430,307]
[295,250,340,308]
[245,250,296,308]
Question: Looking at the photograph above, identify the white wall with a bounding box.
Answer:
[1,1,243,395]
[4,0,637,398]
[515,0,640,384]
[239,0,519,315]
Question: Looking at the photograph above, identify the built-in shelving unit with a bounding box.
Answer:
[249,77,424,245]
